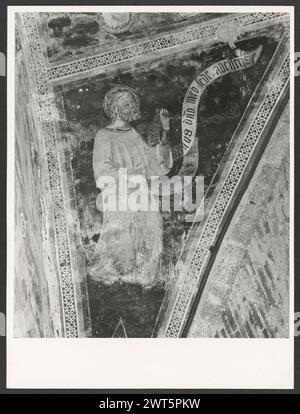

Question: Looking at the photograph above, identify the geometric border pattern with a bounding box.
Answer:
[20,11,289,338]
[164,54,290,337]
[47,12,287,81]
[22,13,78,337]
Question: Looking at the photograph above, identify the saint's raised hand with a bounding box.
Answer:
[160,108,170,131]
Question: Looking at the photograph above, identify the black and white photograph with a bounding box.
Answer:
[5,4,295,390]
[12,8,292,339]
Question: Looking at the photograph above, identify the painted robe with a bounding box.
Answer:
[90,126,163,286]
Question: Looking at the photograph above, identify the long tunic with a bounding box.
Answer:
[90,127,163,286]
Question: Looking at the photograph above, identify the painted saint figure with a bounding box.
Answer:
[90,86,170,286]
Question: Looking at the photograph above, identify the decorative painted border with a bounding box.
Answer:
[22,13,78,337]
[47,12,287,81]
[21,11,289,339]
[164,54,290,338]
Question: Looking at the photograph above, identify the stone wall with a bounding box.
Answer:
[188,104,289,338]
[14,31,64,337]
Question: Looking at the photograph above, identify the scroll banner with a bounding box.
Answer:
[181,46,263,155]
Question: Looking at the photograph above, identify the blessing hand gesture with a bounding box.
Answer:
[160,108,170,131]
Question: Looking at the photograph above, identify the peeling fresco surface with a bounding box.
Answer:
[57,35,278,337]
[43,12,225,63]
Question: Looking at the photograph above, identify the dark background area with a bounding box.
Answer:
[0,0,299,394]
[61,36,276,337]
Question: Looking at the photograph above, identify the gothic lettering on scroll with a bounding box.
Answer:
[181,46,263,155]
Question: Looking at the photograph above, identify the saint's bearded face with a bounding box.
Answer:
[114,93,141,122]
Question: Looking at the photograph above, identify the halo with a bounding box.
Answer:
[100,12,135,34]
[103,86,140,118]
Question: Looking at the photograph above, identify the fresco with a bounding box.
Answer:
[43,12,225,63]
[56,35,278,337]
